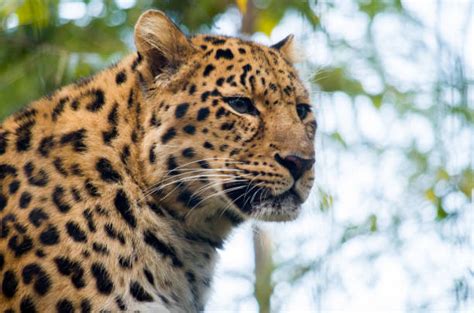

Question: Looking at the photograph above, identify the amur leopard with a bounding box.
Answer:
[0,10,316,312]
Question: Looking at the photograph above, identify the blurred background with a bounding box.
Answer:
[0,0,472,312]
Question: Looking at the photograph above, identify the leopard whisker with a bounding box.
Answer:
[185,184,249,217]
[156,174,239,201]
[144,174,236,198]
[147,168,244,190]
[220,180,264,215]
[142,174,237,201]
[162,157,244,175]
[215,175,262,219]
[241,181,266,211]
[143,166,244,194]
[259,188,270,205]
[189,177,247,200]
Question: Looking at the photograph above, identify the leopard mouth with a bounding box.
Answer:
[223,181,303,221]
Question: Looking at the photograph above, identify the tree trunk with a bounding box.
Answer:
[253,225,273,313]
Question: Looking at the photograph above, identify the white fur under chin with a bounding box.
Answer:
[128,301,174,313]
[250,195,302,222]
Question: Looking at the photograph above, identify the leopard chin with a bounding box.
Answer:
[223,181,304,221]
[249,193,303,222]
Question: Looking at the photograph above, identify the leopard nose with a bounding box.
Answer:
[274,154,315,181]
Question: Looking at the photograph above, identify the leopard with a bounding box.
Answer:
[0,9,316,312]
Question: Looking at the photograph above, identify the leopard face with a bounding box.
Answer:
[137,12,316,223]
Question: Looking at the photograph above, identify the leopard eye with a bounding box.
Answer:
[223,97,258,116]
[296,103,311,120]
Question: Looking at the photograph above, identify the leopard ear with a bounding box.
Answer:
[271,34,296,63]
[134,10,196,76]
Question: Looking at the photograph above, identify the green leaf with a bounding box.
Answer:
[436,168,450,181]
[256,10,279,36]
[449,106,474,122]
[458,168,473,199]
[424,188,437,203]
[16,0,52,30]
[369,214,377,232]
[435,202,448,221]
[319,190,334,213]
[313,67,364,97]
[330,132,348,148]
[370,93,383,109]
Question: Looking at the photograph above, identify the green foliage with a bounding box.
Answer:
[314,67,364,96]
[253,0,318,35]
[341,213,378,243]
[0,0,235,118]
[357,0,403,19]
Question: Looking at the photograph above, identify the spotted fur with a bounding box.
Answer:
[0,10,315,312]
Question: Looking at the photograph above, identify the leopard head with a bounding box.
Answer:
[135,10,316,224]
